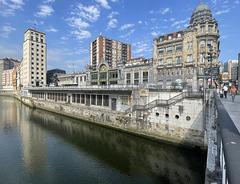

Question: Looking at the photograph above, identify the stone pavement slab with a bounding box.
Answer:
[220,94,240,133]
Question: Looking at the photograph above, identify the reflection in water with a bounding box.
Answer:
[0,96,206,184]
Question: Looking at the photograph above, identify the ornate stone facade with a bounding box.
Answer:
[153,2,220,90]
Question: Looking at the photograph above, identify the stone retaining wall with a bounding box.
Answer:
[14,95,206,149]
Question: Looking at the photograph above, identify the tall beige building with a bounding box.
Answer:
[153,2,220,89]
[22,29,47,87]
[90,35,131,71]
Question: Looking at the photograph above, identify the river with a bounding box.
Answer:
[0,96,206,184]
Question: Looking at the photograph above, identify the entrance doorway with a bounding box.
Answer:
[111,98,116,111]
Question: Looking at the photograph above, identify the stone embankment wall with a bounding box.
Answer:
[14,95,206,149]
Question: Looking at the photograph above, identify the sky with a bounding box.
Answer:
[0,0,240,74]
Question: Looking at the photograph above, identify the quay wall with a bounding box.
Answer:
[2,93,206,149]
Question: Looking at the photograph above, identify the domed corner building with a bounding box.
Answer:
[153,1,220,90]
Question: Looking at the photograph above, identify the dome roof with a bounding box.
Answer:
[193,2,211,14]
[190,1,212,25]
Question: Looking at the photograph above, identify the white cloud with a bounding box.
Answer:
[73,3,100,22]
[110,0,118,2]
[120,24,134,30]
[95,0,111,9]
[132,41,152,54]
[46,26,58,32]
[108,11,118,19]
[71,30,91,40]
[65,58,89,71]
[171,18,189,27]
[66,17,90,29]
[0,0,24,17]
[215,9,230,15]
[138,21,142,24]
[150,8,170,15]
[0,43,22,59]
[61,36,69,40]
[107,19,117,29]
[212,0,217,4]
[235,0,240,4]
[0,25,16,38]
[27,19,44,26]
[43,0,55,3]
[119,29,135,38]
[35,5,54,17]
[151,31,160,37]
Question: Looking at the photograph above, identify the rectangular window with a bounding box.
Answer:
[100,72,107,79]
[201,26,205,33]
[187,54,193,62]
[143,71,148,83]
[176,44,182,51]
[158,48,164,54]
[167,58,172,67]
[200,53,205,63]
[134,72,139,79]
[72,94,76,103]
[77,94,80,103]
[158,59,163,66]
[126,73,131,85]
[176,56,182,66]
[177,32,182,38]
[168,35,172,40]
[103,95,109,107]
[208,26,213,33]
[86,95,90,106]
[97,95,102,106]
[91,95,96,105]
[121,96,129,105]
[81,94,85,104]
[207,40,213,47]
[200,40,205,47]
[91,73,98,80]
[36,38,38,42]
[166,46,172,52]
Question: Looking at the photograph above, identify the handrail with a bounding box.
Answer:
[215,93,240,183]
[127,91,203,113]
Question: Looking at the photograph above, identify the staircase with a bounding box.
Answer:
[125,91,203,113]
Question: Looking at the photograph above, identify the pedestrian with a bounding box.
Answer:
[229,85,238,102]
[223,85,228,98]
[220,87,223,98]
[216,87,220,95]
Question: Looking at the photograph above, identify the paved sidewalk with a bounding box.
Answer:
[220,94,240,133]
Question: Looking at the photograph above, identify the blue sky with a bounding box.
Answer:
[0,0,239,74]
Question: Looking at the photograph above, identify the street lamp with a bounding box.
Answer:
[208,45,213,88]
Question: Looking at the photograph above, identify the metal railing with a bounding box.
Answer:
[214,93,240,184]
[126,91,203,113]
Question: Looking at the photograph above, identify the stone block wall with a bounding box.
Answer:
[17,95,206,149]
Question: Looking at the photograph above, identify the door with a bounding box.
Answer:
[111,98,116,111]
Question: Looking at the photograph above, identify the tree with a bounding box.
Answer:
[181,81,188,89]
[171,82,179,89]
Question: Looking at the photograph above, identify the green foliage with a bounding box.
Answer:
[171,82,179,89]
[181,82,188,89]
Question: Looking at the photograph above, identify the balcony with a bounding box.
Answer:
[185,60,195,66]
[157,65,164,69]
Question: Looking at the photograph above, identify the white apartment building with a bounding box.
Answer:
[22,28,47,87]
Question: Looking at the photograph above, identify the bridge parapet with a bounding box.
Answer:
[205,91,240,184]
